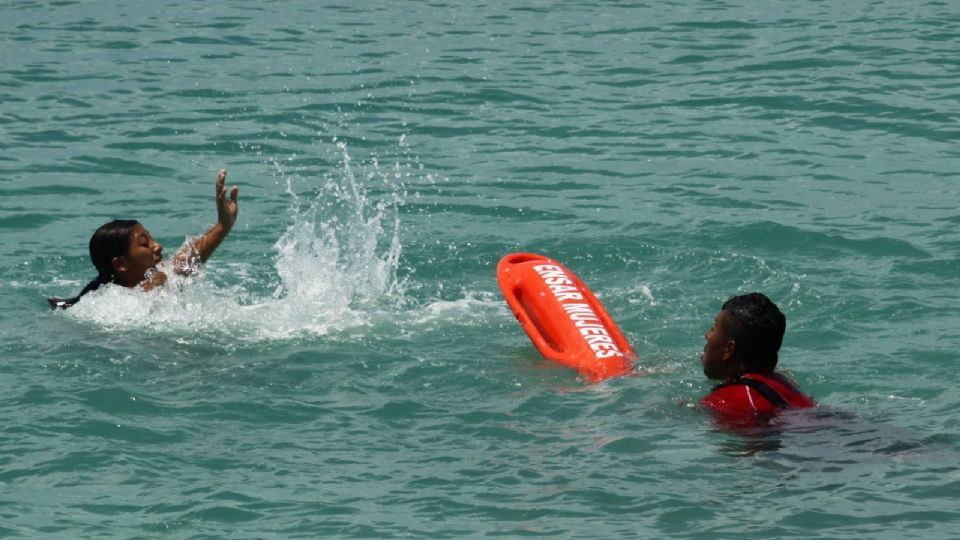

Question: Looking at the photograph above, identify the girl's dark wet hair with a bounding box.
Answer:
[48,219,139,309]
[721,292,786,372]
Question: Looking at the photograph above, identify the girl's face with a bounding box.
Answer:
[114,224,163,286]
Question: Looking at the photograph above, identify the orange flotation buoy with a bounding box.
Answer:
[496,253,636,381]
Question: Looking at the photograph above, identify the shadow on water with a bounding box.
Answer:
[711,407,956,465]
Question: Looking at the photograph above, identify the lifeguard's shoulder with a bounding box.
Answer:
[701,372,816,414]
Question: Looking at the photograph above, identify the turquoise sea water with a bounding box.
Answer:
[2,1,959,537]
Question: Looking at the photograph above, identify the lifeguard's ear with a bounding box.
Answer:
[723,339,736,361]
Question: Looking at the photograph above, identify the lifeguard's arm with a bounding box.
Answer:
[172,169,239,275]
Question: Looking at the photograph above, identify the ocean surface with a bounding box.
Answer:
[2,1,959,537]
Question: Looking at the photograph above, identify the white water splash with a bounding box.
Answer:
[67,144,405,342]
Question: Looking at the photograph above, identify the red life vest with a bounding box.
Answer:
[700,372,816,415]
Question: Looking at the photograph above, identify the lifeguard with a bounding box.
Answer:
[699,293,816,415]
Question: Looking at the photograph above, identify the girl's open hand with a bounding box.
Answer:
[216,169,239,231]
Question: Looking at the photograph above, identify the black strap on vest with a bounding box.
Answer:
[715,377,792,409]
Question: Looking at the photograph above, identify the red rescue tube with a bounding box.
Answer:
[496,253,636,381]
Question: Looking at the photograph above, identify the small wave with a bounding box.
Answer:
[402,292,503,329]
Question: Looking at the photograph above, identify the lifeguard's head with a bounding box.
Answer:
[702,292,786,380]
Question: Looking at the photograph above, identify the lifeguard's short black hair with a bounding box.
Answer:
[720,292,786,372]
